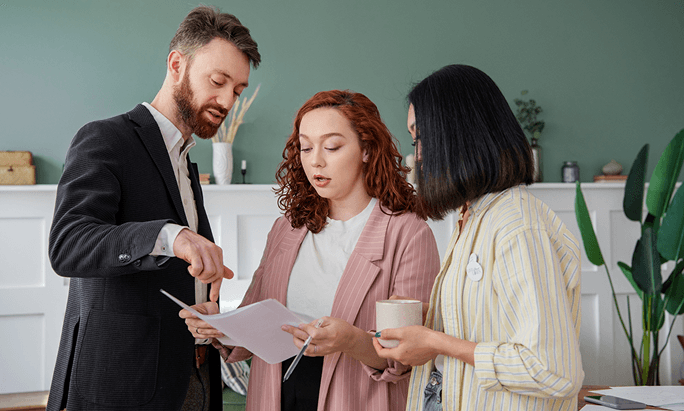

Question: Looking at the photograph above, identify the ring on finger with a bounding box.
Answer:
[196,327,200,334]
[314,345,317,354]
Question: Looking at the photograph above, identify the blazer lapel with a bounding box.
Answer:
[321,202,390,396]
[330,201,389,323]
[272,224,308,304]
[128,104,188,227]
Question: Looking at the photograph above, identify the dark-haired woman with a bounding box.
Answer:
[181,90,440,411]
[373,65,584,410]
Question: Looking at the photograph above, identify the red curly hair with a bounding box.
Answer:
[275,90,423,233]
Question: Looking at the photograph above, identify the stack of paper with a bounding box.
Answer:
[161,289,314,364]
[591,386,684,410]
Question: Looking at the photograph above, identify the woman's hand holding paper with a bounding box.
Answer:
[179,301,225,339]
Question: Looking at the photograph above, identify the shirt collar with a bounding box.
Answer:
[142,102,196,156]
[467,185,524,217]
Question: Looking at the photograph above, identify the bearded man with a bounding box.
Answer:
[47,6,260,411]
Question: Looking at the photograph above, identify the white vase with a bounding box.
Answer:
[212,142,233,185]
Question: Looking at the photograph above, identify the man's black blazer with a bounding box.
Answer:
[47,105,222,411]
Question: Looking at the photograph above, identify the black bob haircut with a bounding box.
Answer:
[408,64,534,220]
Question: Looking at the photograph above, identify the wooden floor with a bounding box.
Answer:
[2,385,676,410]
[0,391,47,411]
[0,389,246,411]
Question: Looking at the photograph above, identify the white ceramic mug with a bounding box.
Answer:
[375,299,422,348]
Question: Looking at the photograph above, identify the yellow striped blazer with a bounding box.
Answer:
[407,186,584,410]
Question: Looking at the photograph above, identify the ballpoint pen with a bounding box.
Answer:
[282,318,324,382]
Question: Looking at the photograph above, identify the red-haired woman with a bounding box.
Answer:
[181,90,440,411]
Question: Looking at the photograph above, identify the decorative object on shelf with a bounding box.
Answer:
[0,150,35,185]
[529,137,543,183]
[514,90,545,182]
[561,161,580,183]
[595,159,627,182]
[212,142,233,185]
[211,84,261,185]
[241,160,247,184]
[602,159,624,175]
[594,174,628,182]
[575,128,684,385]
[199,173,210,185]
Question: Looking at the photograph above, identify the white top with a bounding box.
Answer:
[287,198,378,320]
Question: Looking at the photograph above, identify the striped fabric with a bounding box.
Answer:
[221,360,250,396]
[225,201,440,411]
[407,186,584,410]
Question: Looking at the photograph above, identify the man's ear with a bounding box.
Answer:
[167,50,185,83]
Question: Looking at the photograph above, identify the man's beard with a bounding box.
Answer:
[173,71,228,139]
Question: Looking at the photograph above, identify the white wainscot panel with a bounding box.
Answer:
[2,183,682,393]
[219,214,279,311]
[202,186,282,312]
[555,209,598,273]
[0,218,45,287]
[0,314,45,393]
[579,293,600,385]
[609,210,640,275]
[237,215,278,281]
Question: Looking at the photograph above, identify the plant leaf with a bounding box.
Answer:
[646,129,684,218]
[658,185,684,262]
[623,144,649,222]
[575,182,605,266]
[618,261,644,299]
[653,295,665,331]
[664,260,684,315]
[640,294,663,332]
[631,228,662,294]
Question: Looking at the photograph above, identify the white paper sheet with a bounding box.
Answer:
[591,386,684,410]
[581,405,621,410]
[161,289,315,364]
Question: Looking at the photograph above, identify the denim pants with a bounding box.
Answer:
[423,370,442,411]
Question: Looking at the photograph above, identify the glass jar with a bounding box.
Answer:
[562,161,580,183]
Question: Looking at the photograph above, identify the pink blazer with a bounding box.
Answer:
[226,202,440,411]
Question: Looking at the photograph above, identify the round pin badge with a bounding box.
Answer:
[466,253,483,281]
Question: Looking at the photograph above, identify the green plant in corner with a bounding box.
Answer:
[575,129,684,385]
[514,90,545,139]
[515,90,546,182]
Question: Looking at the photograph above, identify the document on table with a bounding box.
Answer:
[161,289,315,364]
[591,386,684,410]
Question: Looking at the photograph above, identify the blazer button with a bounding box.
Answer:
[118,253,131,264]
[133,259,142,267]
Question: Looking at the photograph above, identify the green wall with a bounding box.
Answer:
[2,0,682,184]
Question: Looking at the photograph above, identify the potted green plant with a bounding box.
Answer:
[514,90,545,182]
[574,129,684,385]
